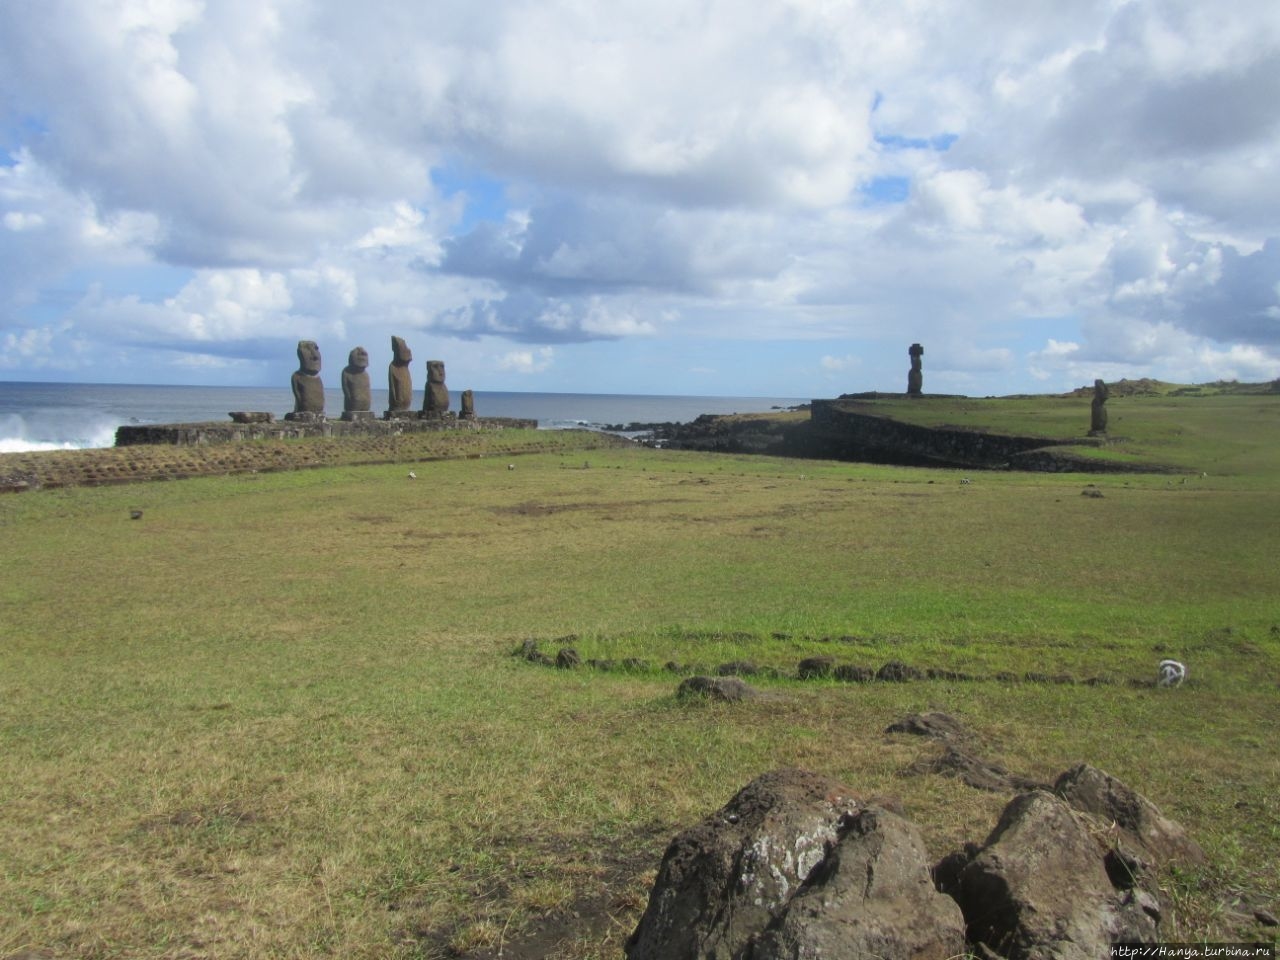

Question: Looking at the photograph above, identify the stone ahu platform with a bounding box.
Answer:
[115,414,536,446]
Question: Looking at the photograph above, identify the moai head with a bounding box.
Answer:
[347,346,369,371]
[427,360,446,384]
[297,340,322,375]
[391,336,412,365]
[1093,378,1108,400]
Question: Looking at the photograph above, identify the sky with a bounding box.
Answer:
[2,0,1279,398]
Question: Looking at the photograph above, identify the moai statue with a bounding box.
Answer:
[285,340,325,421]
[1088,379,1109,436]
[459,389,476,420]
[340,346,374,421]
[907,343,924,397]
[421,360,450,418]
[386,336,414,418]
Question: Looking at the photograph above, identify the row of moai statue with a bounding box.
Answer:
[286,337,476,422]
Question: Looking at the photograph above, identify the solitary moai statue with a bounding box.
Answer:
[460,389,476,420]
[386,336,414,418]
[421,360,450,418]
[1089,379,1109,436]
[907,343,924,397]
[340,346,374,421]
[285,340,325,421]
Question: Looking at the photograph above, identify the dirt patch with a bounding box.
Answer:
[136,803,262,833]
[493,498,691,518]
[351,514,396,524]
[394,826,665,959]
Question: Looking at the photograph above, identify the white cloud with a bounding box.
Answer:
[495,347,554,374]
[1,0,1279,392]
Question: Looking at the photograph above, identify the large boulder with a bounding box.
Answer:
[748,806,967,960]
[1053,763,1207,876]
[625,769,861,960]
[951,790,1161,959]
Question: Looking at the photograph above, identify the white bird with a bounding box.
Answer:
[1157,659,1186,688]
[508,464,515,470]
[407,471,416,479]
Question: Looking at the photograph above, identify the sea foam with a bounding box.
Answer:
[0,413,119,452]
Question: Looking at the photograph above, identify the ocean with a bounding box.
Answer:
[0,381,809,452]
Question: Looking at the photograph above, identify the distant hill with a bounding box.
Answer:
[1063,378,1280,398]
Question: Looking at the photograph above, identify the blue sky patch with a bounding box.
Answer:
[861,175,911,204]
[875,132,958,152]
[0,113,48,166]
[432,164,511,233]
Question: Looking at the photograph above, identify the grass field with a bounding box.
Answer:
[1,394,1278,958]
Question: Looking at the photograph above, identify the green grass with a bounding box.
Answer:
[1,398,1278,958]
[832,391,1280,476]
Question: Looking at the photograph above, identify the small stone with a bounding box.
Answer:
[797,656,835,679]
[715,660,758,676]
[877,660,922,682]
[555,648,581,669]
[885,711,972,743]
[677,676,756,702]
[833,664,874,682]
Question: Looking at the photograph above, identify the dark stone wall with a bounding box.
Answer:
[652,402,1158,472]
[115,416,536,447]
[803,401,1069,468]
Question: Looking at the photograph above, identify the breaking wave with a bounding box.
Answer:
[0,413,119,452]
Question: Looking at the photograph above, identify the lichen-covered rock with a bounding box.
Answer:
[625,769,861,960]
[748,806,966,960]
[952,790,1160,959]
[1053,763,1207,873]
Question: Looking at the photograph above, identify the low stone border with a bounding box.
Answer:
[0,429,628,493]
[512,638,1175,689]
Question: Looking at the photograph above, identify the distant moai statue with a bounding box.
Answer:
[907,343,924,397]
[386,336,414,418]
[421,360,450,418]
[459,389,476,420]
[340,346,374,421]
[1088,379,1109,436]
[285,340,325,421]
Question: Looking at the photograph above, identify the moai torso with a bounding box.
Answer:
[387,336,414,414]
[341,347,372,415]
[290,340,325,415]
[422,360,450,417]
[907,343,924,397]
[1089,379,1109,435]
